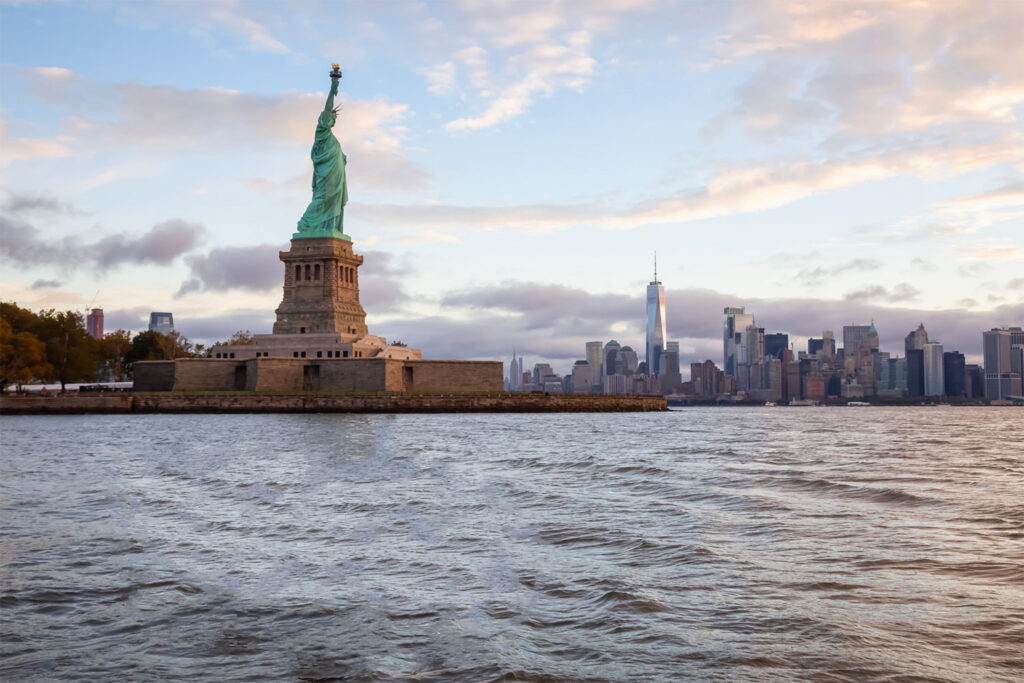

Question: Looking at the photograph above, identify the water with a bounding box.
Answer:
[1,408,1022,681]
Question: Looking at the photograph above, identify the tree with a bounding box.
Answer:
[0,318,52,391]
[98,329,133,381]
[34,310,97,391]
[0,302,40,334]
[228,330,255,345]
[154,330,194,359]
[125,330,195,378]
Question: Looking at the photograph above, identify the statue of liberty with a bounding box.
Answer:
[294,65,350,240]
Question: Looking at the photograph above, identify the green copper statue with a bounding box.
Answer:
[294,65,350,240]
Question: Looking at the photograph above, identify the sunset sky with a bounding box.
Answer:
[2,0,1022,372]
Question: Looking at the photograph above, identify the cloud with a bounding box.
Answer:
[423,0,659,131]
[1,190,82,215]
[390,279,1023,370]
[843,285,887,302]
[355,136,1024,236]
[705,1,1024,142]
[176,243,285,297]
[445,33,597,132]
[845,282,920,303]
[0,119,73,166]
[795,257,881,286]
[30,279,62,290]
[953,244,1024,260]
[1009,278,1024,290]
[174,245,411,312]
[14,68,428,193]
[0,216,204,272]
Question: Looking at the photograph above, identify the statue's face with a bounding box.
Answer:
[327,110,337,126]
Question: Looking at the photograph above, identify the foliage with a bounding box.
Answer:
[124,330,195,376]
[228,330,255,345]
[34,309,98,390]
[98,330,133,381]
[390,340,407,347]
[1,301,202,386]
[0,318,53,390]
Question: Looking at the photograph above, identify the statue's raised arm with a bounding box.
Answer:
[324,65,340,114]
[293,65,350,241]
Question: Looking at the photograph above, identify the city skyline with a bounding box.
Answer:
[2,1,1022,370]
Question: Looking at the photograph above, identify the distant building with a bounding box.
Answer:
[983,328,1024,399]
[691,360,723,397]
[879,356,908,395]
[86,308,104,340]
[904,323,928,352]
[507,352,522,391]
[603,340,621,380]
[943,351,966,398]
[532,363,554,384]
[659,349,682,394]
[843,322,878,354]
[965,364,984,398]
[571,361,592,394]
[616,346,639,375]
[646,260,667,377]
[906,348,925,397]
[765,333,788,360]
[808,332,835,358]
[148,312,174,334]
[923,342,945,397]
[723,307,753,376]
[586,341,603,389]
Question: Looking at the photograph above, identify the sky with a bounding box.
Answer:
[1,0,1022,376]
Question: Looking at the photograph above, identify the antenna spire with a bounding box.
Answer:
[654,251,658,282]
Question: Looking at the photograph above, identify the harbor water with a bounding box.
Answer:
[1,408,1022,681]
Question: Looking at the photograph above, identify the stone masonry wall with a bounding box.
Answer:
[1,393,667,414]
[172,358,242,392]
[404,360,503,393]
[133,361,176,392]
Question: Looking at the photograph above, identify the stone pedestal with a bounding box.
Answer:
[273,237,368,336]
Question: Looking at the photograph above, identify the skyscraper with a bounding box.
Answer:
[646,257,666,377]
[765,333,788,360]
[905,323,928,352]
[148,312,174,334]
[723,307,753,376]
[943,351,966,397]
[507,351,521,391]
[923,341,945,397]
[906,348,924,397]
[586,341,603,389]
[984,328,1024,399]
[843,323,877,354]
[86,308,104,340]
[603,340,621,379]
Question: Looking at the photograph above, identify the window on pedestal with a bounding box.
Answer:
[314,264,320,280]
[305,264,311,281]
[295,265,301,282]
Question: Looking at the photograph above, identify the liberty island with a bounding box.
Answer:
[113,67,663,410]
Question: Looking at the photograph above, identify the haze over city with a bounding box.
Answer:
[2,0,1022,371]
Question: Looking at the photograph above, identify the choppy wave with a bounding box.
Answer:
[1,408,1022,681]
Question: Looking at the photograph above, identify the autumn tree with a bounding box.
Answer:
[34,309,97,391]
[125,330,196,377]
[98,329,133,381]
[0,318,52,391]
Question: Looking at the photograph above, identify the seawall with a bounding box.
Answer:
[0,393,667,415]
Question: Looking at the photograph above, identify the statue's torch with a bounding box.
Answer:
[330,64,342,80]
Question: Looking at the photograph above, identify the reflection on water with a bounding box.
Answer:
[1,408,1022,681]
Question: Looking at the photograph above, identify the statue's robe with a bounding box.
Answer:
[296,109,347,236]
